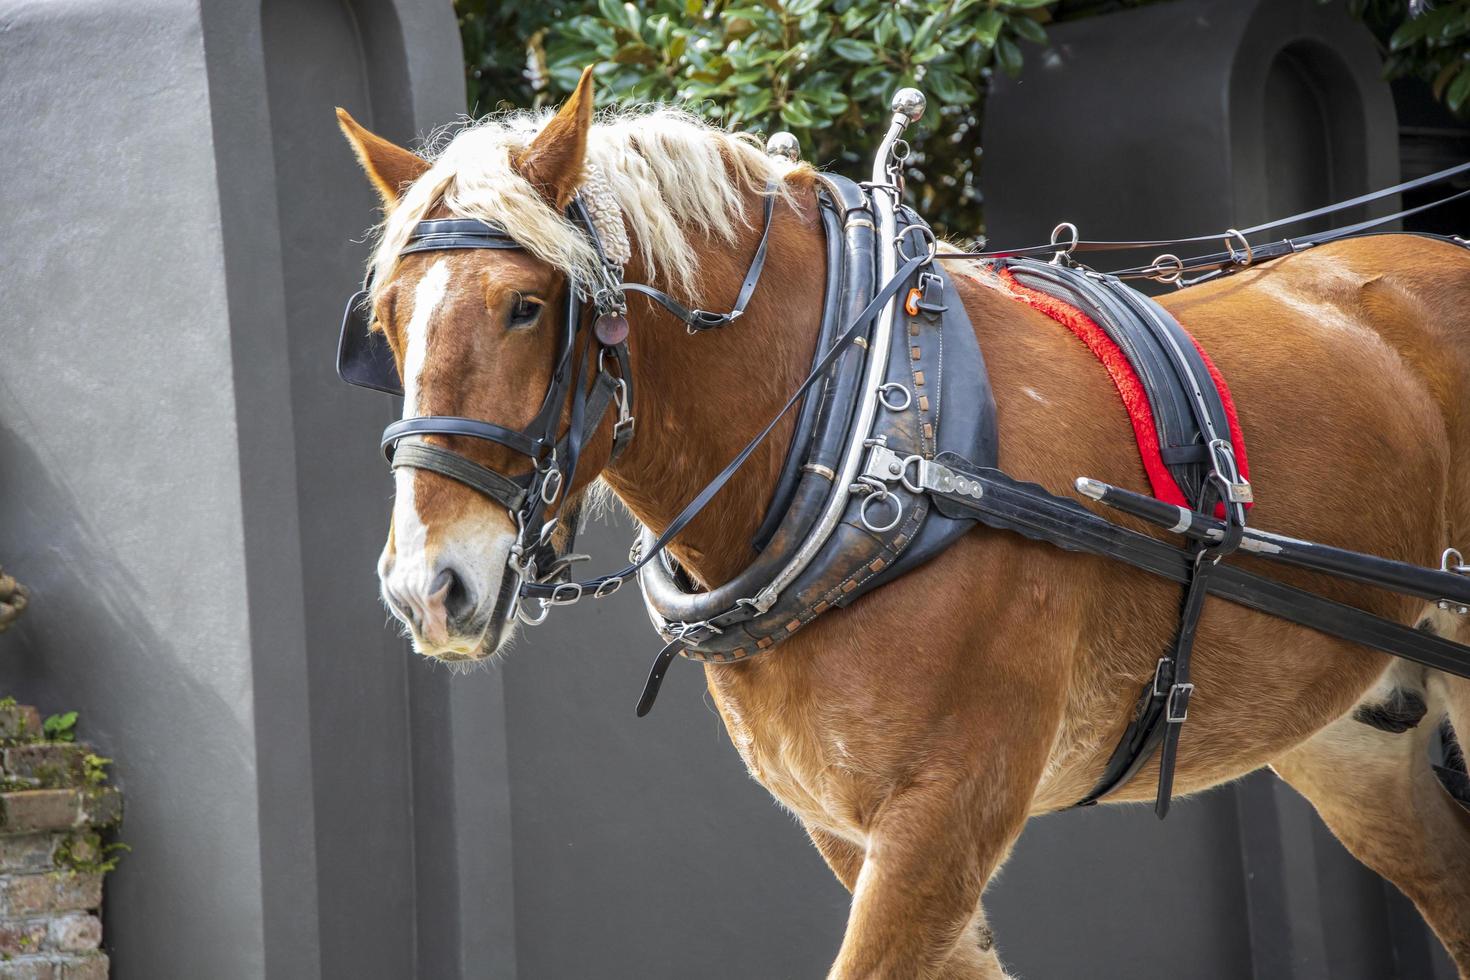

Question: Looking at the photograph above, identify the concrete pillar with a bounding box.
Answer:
[0,1,508,976]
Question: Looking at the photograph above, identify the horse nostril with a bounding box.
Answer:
[432,566,477,625]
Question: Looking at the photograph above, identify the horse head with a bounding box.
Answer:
[337,68,817,662]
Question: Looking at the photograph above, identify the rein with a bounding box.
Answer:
[944,159,1470,287]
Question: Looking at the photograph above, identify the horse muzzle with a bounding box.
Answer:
[379,537,523,661]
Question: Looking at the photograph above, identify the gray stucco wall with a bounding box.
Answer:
[1,2,274,975]
[0,0,484,976]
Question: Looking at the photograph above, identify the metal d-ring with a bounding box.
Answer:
[1224,228,1253,267]
[516,598,552,626]
[895,223,937,264]
[878,382,912,412]
[1443,547,1469,575]
[860,486,903,533]
[899,454,926,494]
[1050,222,1079,263]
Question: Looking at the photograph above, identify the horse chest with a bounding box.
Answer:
[709,681,884,841]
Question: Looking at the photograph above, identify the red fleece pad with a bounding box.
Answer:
[996,267,1251,514]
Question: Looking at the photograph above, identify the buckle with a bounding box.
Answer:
[687,309,733,331]
[915,271,947,315]
[1207,439,1252,504]
[1166,683,1195,723]
[549,582,584,606]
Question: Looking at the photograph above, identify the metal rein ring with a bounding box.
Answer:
[1149,253,1184,285]
[895,223,937,265]
[890,138,911,162]
[1223,228,1254,267]
[859,484,904,533]
[878,382,912,412]
[516,597,552,626]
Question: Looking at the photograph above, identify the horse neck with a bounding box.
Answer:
[601,175,827,587]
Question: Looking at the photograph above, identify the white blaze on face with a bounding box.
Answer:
[384,260,451,607]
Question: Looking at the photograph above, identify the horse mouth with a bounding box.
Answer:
[417,567,521,662]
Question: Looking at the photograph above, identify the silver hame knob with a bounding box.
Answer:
[765,131,800,162]
[891,87,927,123]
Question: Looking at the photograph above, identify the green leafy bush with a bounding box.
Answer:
[1335,0,1470,114]
[457,0,1462,236]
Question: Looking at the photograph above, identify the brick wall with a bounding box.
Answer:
[0,704,122,979]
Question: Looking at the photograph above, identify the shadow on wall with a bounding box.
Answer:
[0,420,256,975]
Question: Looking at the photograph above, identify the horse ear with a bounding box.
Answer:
[336,107,431,208]
[513,66,596,208]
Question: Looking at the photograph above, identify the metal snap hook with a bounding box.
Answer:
[1050,222,1079,264]
[1443,548,1468,574]
[878,382,912,412]
[860,487,903,533]
[539,467,564,506]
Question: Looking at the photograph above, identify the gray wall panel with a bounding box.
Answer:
[502,514,848,980]
[0,2,270,976]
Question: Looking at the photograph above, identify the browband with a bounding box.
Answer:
[399,218,522,255]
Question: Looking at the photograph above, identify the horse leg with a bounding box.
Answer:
[1271,662,1470,976]
[826,771,1025,980]
[812,821,1008,979]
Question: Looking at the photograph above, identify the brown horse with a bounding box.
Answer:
[338,70,1470,978]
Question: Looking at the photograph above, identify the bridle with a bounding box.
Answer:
[338,188,779,630]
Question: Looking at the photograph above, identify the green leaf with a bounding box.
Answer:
[830,37,878,62]
[597,0,633,31]
[974,9,1005,48]
[913,10,943,52]
[781,97,817,127]
[1447,65,1470,113]
[996,35,1023,77]
[926,68,978,105]
[1433,59,1460,100]
[1009,14,1048,46]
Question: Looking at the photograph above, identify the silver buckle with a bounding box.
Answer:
[549,582,584,606]
[1166,683,1195,723]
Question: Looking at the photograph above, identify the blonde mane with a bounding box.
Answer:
[370,106,805,302]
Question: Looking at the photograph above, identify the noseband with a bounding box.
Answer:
[338,190,777,627]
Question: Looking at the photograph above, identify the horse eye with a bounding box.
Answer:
[508,295,544,330]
